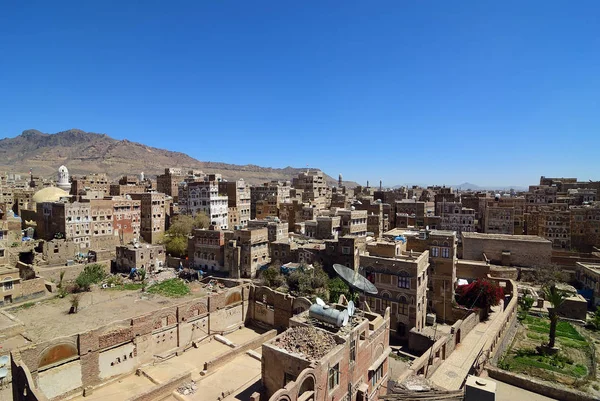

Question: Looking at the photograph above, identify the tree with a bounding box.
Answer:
[328,277,352,304]
[161,213,209,257]
[543,283,569,348]
[518,295,535,320]
[261,265,285,289]
[455,279,504,311]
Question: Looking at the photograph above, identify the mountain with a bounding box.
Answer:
[0,129,358,187]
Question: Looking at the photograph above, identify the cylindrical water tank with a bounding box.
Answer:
[309,304,347,327]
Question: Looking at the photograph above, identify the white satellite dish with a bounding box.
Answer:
[341,309,349,327]
[316,297,326,306]
[0,367,7,379]
[347,300,355,317]
[0,355,8,366]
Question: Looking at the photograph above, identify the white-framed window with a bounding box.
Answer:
[431,247,439,257]
[442,248,450,258]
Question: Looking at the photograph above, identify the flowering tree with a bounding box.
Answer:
[455,279,504,311]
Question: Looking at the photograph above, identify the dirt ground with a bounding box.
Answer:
[11,283,207,343]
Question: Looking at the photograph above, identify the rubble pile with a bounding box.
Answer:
[273,326,336,361]
[176,380,198,395]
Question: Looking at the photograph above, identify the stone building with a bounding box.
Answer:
[218,179,251,229]
[437,201,475,238]
[70,173,110,197]
[111,195,141,245]
[109,175,150,196]
[224,227,270,278]
[0,223,8,266]
[250,180,291,219]
[114,243,166,272]
[156,168,185,202]
[575,262,600,307]
[247,217,288,243]
[188,227,227,272]
[178,174,229,229]
[0,265,46,306]
[255,198,279,220]
[482,196,525,235]
[263,305,390,401]
[36,201,92,249]
[400,229,458,323]
[462,232,552,268]
[291,170,331,207]
[130,193,170,244]
[337,208,368,237]
[360,242,429,340]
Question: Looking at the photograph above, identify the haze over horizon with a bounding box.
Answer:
[1,1,599,187]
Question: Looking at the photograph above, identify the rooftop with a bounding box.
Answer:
[461,232,551,243]
[578,262,600,273]
[270,326,337,361]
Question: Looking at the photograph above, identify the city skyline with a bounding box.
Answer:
[2,1,600,187]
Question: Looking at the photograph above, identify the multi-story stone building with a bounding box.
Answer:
[247,217,288,243]
[114,244,166,272]
[178,174,228,229]
[437,201,475,238]
[109,175,151,196]
[255,198,279,220]
[111,196,141,245]
[218,179,250,229]
[291,170,331,207]
[575,262,600,307]
[483,196,525,235]
[188,227,227,272]
[130,192,170,244]
[156,168,185,202]
[250,180,291,219]
[337,208,368,237]
[263,303,390,401]
[36,201,92,249]
[70,173,110,197]
[360,241,429,340]
[224,227,270,278]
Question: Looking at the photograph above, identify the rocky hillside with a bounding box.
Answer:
[0,129,358,186]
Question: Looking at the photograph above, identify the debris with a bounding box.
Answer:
[273,326,336,361]
[176,380,198,395]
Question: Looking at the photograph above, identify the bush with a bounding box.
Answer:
[261,266,285,288]
[75,264,106,292]
[328,277,351,304]
[456,279,504,310]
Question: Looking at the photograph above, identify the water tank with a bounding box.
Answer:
[309,304,348,327]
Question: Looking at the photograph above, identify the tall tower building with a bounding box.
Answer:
[57,165,71,192]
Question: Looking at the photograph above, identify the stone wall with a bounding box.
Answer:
[487,366,597,401]
[462,234,552,268]
[34,260,111,283]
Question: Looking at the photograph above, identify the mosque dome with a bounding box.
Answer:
[32,187,69,203]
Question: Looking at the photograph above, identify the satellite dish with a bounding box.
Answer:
[0,367,7,379]
[341,309,349,327]
[347,300,355,317]
[0,355,8,366]
[316,297,326,306]
[333,264,378,295]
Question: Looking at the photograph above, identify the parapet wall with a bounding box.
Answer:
[11,281,252,401]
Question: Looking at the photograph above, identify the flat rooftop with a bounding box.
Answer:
[270,325,337,361]
[10,284,208,343]
[461,232,551,243]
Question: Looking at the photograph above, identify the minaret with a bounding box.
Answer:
[338,173,343,188]
[57,165,71,192]
[140,171,145,182]
[379,180,382,191]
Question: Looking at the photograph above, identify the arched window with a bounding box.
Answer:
[398,296,408,315]
[381,293,390,310]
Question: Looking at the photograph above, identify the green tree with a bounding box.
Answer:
[161,213,209,257]
[543,283,569,348]
[518,295,535,320]
[261,265,285,289]
[328,277,351,304]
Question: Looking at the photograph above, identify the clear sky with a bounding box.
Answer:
[1,1,599,188]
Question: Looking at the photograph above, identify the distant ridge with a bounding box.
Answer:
[0,129,359,187]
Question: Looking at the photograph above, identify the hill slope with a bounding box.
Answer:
[0,129,357,186]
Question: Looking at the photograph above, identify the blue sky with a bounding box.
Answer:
[1,1,599,187]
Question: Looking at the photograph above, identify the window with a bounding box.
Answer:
[328,363,340,390]
[371,361,384,387]
[381,294,390,311]
[397,272,410,289]
[442,248,450,258]
[350,339,356,362]
[342,246,351,255]
[431,247,439,257]
[4,280,13,291]
[398,296,408,315]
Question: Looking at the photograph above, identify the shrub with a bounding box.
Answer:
[75,264,106,292]
[456,279,503,310]
[328,277,351,304]
[147,278,190,297]
[261,266,285,288]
